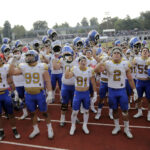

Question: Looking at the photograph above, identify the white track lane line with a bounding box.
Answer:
[2,116,150,129]
[0,141,69,150]
[48,103,147,110]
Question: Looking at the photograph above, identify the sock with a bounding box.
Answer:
[148,111,150,116]
[71,111,78,126]
[83,111,89,126]
[33,124,39,132]
[109,109,113,114]
[23,108,28,115]
[138,109,142,114]
[124,121,129,131]
[60,114,65,122]
[97,108,102,114]
[114,119,120,128]
[47,123,52,130]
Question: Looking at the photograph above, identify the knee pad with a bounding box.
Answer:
[61,103,68,111]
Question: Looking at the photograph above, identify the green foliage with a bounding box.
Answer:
[3,21,12,39]
[12,25,26,39]
[33,20,48,31]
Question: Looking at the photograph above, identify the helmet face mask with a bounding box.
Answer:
[47,29,58,41]
[63,53,73,63]
[44,40,51,47]
[13,50,21,60]
[88,30,99,46]
[76,41,83,49]
[4,48,11,57]
[53,46,61,54]
[25,54,35,63]
[51,33,57,41]
[25,50,38,64]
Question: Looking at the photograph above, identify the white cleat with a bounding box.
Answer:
[112,126,121,135]
[147,115,150,121]
[29,130,40,139]
[128,103,131,110]
[130,96,133,103]
[70,125,76,136]
[19,114,28,120]
[91,107,97,113]
[48,128,54,139]
[95,113,101,120]
[133,112,143,118]
[124,128,133,139]
[82,125,89,134]
[37,117,41,122]
[109,114,113,120]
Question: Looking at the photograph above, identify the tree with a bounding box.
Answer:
[53,23,59,29]
[33,20,48,31]
[3,21,12,39]
[12,25,26,39]
[139,11,150,29]
[89,17,99,27]
[81,17,89,26]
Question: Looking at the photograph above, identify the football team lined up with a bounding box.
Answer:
[0,29,150,141]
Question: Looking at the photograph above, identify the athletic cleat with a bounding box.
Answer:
[12,129,21,139]
[133,112,143,118]
[109,114,113,120]
[29,129,40,139]
[95,113,101,120]
[147,115,150,121]
[82,125,89,134]
[91,107,97,113]
[0,130,5,141]
[124,128,133,139]
[37,117,41,122]
[60,122,66,127]
[70,125,76,135]
[48,128,54,139]
[112,126,121,135]
[19,114,28,120]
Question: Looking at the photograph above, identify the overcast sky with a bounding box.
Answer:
[1,0,150,30]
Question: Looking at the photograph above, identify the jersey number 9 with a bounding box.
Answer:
[25,73,40,84]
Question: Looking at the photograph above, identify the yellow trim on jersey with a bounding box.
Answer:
[91,69,95,76]
[43,63,48,70]
[0,90,5,95]
[40,54,44,60]
[79,66,87,71]
[127,61,131,68]
[87,57,93,60]
[99,55,104,60]
[70,66,74,72]
[122,58,126,61]
[146,58,150,65]
[141,56,149,60]
[25,87,44,95]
